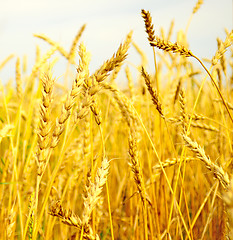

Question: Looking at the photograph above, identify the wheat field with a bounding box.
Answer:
[0,2,233,240]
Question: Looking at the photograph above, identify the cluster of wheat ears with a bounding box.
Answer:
[0,1,233,239]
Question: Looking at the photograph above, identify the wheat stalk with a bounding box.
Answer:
[222,178,233,239]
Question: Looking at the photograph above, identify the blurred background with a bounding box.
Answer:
[0,0,232,86]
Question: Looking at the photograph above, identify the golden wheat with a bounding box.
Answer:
[1,3,233,239]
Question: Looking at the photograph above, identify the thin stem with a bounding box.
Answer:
[152,47,159,93]
[192,54,233,124]
[106,181,114,240]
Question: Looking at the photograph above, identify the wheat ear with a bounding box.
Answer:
[50,48,88,148]
[217,38,227,76]
[34,34,69,59]
[5,207,16,239]
[68,24,86,63]
[183,134,229,189]
[193,0,204,14]
[141,9,160,93]
[212,30,233,66]
[16,57,23,100]
[150,37,193,57]
[94,31,132,83]
[36,73,54,176]
[128,129,148,206]
[31,46,58,78]
[50,73,84,148]
[179,88,188,133]
[125,65,134,99]
[101,82,139,127]
[49,201,99,240]
[141,67,164,118]
[82,158,110,225]
[0,54,14,71]
[141,9,155,42]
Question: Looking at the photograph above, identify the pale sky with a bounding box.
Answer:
[0,0,232,85]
